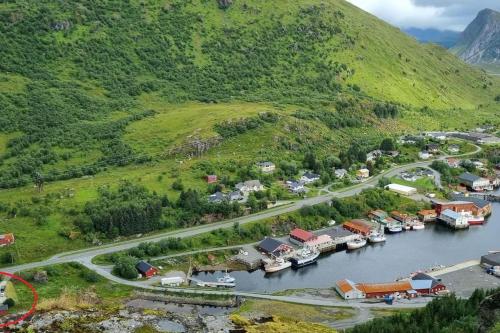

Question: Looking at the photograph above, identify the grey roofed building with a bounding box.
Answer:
[458,172,481,183]
[334,168,348,179]
[208,191,226,203]
[136,261,155,275]
[228,191,244,201]
[481,252,500,267]
[411,272,442,289]
[257,237,292,255]
[322,227,355,239]
[451,194,490,209]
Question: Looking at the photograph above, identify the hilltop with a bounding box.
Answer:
[0,0,498,263]
[451,8,500,73]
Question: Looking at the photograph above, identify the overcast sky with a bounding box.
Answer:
[346,0,500,31]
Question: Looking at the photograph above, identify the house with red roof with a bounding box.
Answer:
[0,233,15,247]
[289,228,316,245]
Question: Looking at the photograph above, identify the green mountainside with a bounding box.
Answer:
[0,0,498,262]
[451,8,500,74]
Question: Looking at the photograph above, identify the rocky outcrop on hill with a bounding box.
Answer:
[451,9,500,69]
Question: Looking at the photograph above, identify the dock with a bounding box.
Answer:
[187,277,235,288]
[232,245,266,270]
[467,193,500,202]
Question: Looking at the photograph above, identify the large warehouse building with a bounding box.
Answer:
[385,184,417,196]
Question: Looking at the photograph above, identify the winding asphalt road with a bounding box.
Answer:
[0,143,482,314]
[2,143,481,275]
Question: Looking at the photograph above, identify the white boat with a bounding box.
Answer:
[264,257,292,273]
[368,233,386,243]
[347,238,367,250]
[217,272,236,284]
[412,222,425,230]
[290,248,320,268]
[387,225,403,233]
[403,224,411,231]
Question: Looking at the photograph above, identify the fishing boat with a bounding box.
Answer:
[347,238,367,250]
[290,248,320,268]
[264,257,292,273]
[368,233,386,243]
[217,271,236,284]
[387,224,403,233]
[412,222,425,230]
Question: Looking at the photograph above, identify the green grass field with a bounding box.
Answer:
[13,263,132,311]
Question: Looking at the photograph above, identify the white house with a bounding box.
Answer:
[419,151,431,160]
[235,180,264,194]
[385,183,417,196]
[228,191,244,202]
[439,209,469,229]
[335,279,366,300]
[334,168,348,179]
[447,145,460,153]
[356,168,369,179]
[257,161,276,173]
[300,172,320,184]
[366,150,382,162]
[286,180,305,194]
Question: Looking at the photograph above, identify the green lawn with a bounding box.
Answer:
[13,263,132,311]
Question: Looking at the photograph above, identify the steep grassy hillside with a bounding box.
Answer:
[0,0,498,263]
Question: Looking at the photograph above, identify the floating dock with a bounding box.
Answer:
[188,277,235,288]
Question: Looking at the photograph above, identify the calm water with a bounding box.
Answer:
[196,192,500,293]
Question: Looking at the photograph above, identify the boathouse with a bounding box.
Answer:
[258,238,293,256]
[289,228,316,245]
[451,194,492,216]
[305,234,335,253]
[342,219,374,236]
[410,273,447,294]
[391,211,413,224]
[335,279,365,299]
[355,281,413,298]
[433,200,477,215]
[321,227,357,250]
[368,209,388,224]
[417,209,437,222]
[438,209,469,229]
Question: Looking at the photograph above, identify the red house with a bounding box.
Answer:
[136,261,158,278]
[289,228,316,245]
[0,233,15,247]
[206,175,218,184]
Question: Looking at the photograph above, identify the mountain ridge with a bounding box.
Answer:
[451,8,500,72]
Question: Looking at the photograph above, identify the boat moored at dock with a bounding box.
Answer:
[387,224,403,233]
[368,233,386,243]
[290,248,320,268]
[264,257,292,273]
[347,238,367,250]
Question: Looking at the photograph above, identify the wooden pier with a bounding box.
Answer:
[467,193,500,202]
[188,277,235,288]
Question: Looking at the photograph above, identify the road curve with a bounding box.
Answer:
[2,142,481,274]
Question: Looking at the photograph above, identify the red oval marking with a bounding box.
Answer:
[0,271,38,328]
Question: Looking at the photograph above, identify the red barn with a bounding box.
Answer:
[136,261,158,278]
[289,228,316,245]
[0,233,15,247]
[206,175,218,184]
[410,273,447,294]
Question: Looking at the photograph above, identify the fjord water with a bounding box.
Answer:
[196,193,500,293]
